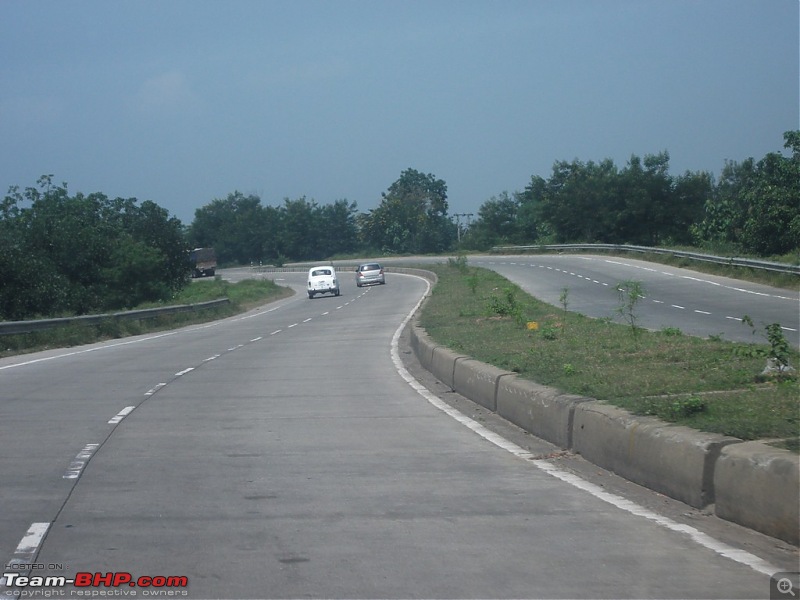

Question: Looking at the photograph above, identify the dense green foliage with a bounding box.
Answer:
[187,169,457,264]
[690,131,800,256]
[188,192,361,265]
[0,176,189,320]
[358,168,456,254]
[464,131,799,257]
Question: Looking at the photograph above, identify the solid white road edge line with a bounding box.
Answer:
[390,273,779,577]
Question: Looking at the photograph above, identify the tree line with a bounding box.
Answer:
[466,131,799,256]
[186,168,455,264]
[1,133,796,320]
[0,176,187,320]
[191,131,798,262]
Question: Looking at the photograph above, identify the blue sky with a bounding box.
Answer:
[1,0,797,225]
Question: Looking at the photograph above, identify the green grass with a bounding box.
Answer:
[171,276,292,308]
[0,277,292,358]
[419,260,799,446]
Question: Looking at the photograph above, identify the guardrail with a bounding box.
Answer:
[491,243,800,275]
[0,299,231,336]
[248,263,363,273]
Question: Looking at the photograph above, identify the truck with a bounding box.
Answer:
[189,247,217,278]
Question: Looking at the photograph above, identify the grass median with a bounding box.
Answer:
[418,259,799,450]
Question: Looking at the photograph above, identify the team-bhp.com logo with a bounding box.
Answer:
[3,571,188,596]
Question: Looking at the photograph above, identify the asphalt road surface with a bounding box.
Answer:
[1,267,797,599]
[470,254,799,347]
[356,253,797,347]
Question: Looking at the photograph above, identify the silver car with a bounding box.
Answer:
[355,263,385,287]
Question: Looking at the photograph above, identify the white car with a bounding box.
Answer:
[307,266,340,299]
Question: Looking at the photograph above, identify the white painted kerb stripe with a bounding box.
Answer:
[0,522,50,587]
[10,522,49,561]
[108,406,135,424]
[145,383,167,396]
[63,443,100,479]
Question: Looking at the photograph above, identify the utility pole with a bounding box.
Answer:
[452,213,474,244]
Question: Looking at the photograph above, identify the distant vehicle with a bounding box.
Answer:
[355,262,385,287]
[189,247,217,278]
[307,266,340,298]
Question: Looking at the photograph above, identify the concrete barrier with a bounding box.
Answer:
[408,325,423,361]
[571,402,741,508]
[714,442,800,545]
[496,376,589,449]
[452,359,514,411]
[429,346,469,390]
[410,326,438,374]
[406,273,798,544]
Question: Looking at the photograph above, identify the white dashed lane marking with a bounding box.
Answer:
[1,285,372,585]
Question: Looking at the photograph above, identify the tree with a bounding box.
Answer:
[691,158,756,250]
[670,170,712,245]
[121,199,189,297]
[279,197,320,261]
[618,152,673,245]
[536,158,621,243]
[188,191,265,264]
[739,132,800,255]
[516,176,546,243]
[0,176,190,319]
[466,191,521,249]
[532,151,707,247]
[691,131,800,255]
[361,168,455,254]
[317,199,359,257]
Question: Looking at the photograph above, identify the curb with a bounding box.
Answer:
[496,375,588,450]
[571,402,740,509]
[405,273,799,545]
[714,442,800,545]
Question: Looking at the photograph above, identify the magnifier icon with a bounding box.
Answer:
[778,578,796,597]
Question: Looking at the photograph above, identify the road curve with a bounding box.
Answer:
[377,253,799,346]
[0,270,796,598]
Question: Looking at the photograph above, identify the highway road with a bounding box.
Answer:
[0,265,797,599]
[364,253,797,347]
[470,254,799,347]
